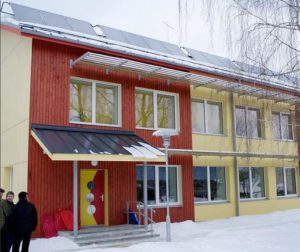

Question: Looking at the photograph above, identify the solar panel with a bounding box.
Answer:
[99,25,129,44]
[10,3,97,36]
[121,31,150,49]
[185,47,239,70]
[10,3,44,24]
[100,25,187,57]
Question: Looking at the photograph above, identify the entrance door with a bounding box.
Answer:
[80,169,104,226]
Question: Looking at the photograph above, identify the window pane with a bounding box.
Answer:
[159,166,178,203]
[157,94,175,129]
[210,167,226,201]
[281,114,293,140]
[239,167,250,198]
[286,168,297,195]
[276,168,285,196]
[236,107,246,137]
[251,168,265,198]
[193,167,208,202]
[70,80,92,122]
[272,113,281,139]
[169,167,178,203]
[135,90,154,128]
[96,84,118,124]
[192,101,205,132]
[207,102,223,134]
[136,166,156,205]
[247,108,260,138]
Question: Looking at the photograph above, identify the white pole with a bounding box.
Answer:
[165,136,171,242]
[152,129,178,242]
[143,161,148,230]
[73,161,78,236]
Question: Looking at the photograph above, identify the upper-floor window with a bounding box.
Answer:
[135,88,179,130]
[272,112,293,140]
[70,78,121,126]
[193,166,226,202]
[192,99,223,134]
[136,165,181,206]
[276,167,297,197]
[236,106,261,138]
[239,167,265,199]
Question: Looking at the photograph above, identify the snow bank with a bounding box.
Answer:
[30,209,300,252]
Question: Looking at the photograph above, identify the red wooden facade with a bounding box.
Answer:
[28,39,194,237]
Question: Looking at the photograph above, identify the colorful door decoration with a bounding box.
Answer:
[80,169,104,226]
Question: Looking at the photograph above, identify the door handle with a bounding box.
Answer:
[100,194,104,202]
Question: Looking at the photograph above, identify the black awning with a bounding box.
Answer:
[31,124,164,162]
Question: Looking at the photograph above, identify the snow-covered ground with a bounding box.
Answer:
[31,209,300,252]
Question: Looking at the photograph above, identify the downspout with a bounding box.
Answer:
[230,92,240,216]
[143,161,148,230]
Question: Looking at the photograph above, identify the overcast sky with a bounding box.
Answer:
[8,0,230,58]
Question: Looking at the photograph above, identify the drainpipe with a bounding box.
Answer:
[230,93,240,216]
[143,161,148,230]
[73,161,79,236]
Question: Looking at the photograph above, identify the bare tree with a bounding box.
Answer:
[179,0,300,83]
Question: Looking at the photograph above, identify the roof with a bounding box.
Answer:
[31,124,165,162]
[1,2,299,96]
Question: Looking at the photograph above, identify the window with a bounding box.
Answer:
[272,112,293,140]
[136,165,180,206]
[4,166,13,191]
[193,166,226,202]
[192,100,223,134]
[70,78,121,126]
[276,167,297,196]
[239,167,265,199]
[236,106,261,138]
[135,89,178,130]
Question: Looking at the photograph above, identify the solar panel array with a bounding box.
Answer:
[8,3,300,88]
[10,3,97,36]
[99,25,187,57]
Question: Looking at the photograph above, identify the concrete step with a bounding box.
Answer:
[58,225,160,247]
[58,224,144,237]
[75,232,160,246]
[73,228,152,241]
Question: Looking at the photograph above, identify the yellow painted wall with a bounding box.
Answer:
[192,86,300,221]
[0,29,32,195]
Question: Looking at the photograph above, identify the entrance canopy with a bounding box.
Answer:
[31,124,165,162]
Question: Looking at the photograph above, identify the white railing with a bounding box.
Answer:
[125,201,156,233]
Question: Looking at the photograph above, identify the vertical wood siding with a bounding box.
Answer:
[28,39,193,237]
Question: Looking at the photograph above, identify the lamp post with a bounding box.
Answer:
[153,129,178,242]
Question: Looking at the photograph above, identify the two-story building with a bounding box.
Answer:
[1,3,300,237]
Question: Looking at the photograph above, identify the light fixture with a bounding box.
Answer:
[91,161,98,167]
[153,129,179,242]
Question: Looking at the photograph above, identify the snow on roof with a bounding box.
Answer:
[1,2,299,94]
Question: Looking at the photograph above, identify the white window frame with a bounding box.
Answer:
[192,99,224,135]
[239,167,266,201]
[136,165,182,207]
[235,106,262,139]
[135,87,180,131]
[193,166,227,204]
[276,167,298,197]
[272,112,294,141]
[70,77,122,127]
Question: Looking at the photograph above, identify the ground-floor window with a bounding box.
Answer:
[193,166,226,202]
[239,167,265,199]
[276,167,297,197]
[136,165,180,206]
